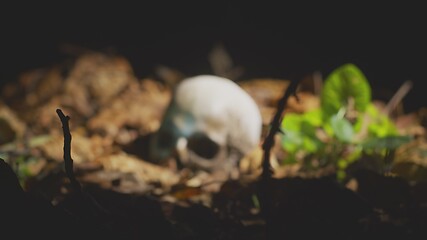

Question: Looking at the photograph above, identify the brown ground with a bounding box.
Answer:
[1,51,427,239]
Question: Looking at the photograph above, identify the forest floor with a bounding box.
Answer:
[1,51,427,239]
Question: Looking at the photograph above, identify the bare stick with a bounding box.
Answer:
[56,109,110,220]
[56,109,82,193]
[383,80,413,116]
[313,71,323,96]
[261,79,300,179]
[258,79,300,238]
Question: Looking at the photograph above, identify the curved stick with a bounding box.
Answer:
[56,109,82,193]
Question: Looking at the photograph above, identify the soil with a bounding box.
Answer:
[1,52,427,240]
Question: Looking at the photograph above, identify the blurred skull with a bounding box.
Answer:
[149,75,262,174]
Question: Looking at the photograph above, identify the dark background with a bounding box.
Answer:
[1,2,425,111]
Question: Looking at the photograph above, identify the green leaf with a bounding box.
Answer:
[300,121,317,138]
[302,109,323,126]
[368,115,398,137]
[281,113,303,131]
[365,103,380,118]
[281,113,304,153]
[362,135,413,150]
[330,115,354,142]
[321,63,371,120]
[352,103,398,138]
[282,130,303,153]
[302,137,322,153]
[281,112,323,154]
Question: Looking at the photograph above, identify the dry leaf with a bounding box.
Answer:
[100,152,180,187]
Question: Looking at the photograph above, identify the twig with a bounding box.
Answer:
[56,108,109,217]
[56,109,82,193]
[313,71,323,96]
[383,80,413,116]
[258,79,300,238]
[261,79,300,179]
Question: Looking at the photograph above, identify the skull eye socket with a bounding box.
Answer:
[156,130,175,149]
[187,132,220,159]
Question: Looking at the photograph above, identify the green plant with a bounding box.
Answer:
[281,64,412,180]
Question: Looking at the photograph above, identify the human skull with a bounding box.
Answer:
[149,75,262,174]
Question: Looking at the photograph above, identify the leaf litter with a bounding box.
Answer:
[1,50,427,239]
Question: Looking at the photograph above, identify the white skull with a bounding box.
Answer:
[149,75,262,173]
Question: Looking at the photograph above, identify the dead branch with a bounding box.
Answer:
[56,108,109,218]
[258,79,300,238]
[56,108,82,193]
[313,71,323,96]
[383,80,413,116]
[261,79,300,179]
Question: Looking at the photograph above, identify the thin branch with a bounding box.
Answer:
[261,79,300,179]
[56,108,109,218]
[383,80,413,116]
[258,79,300,239]
[313,71,323,96]
[56,109,82,193]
